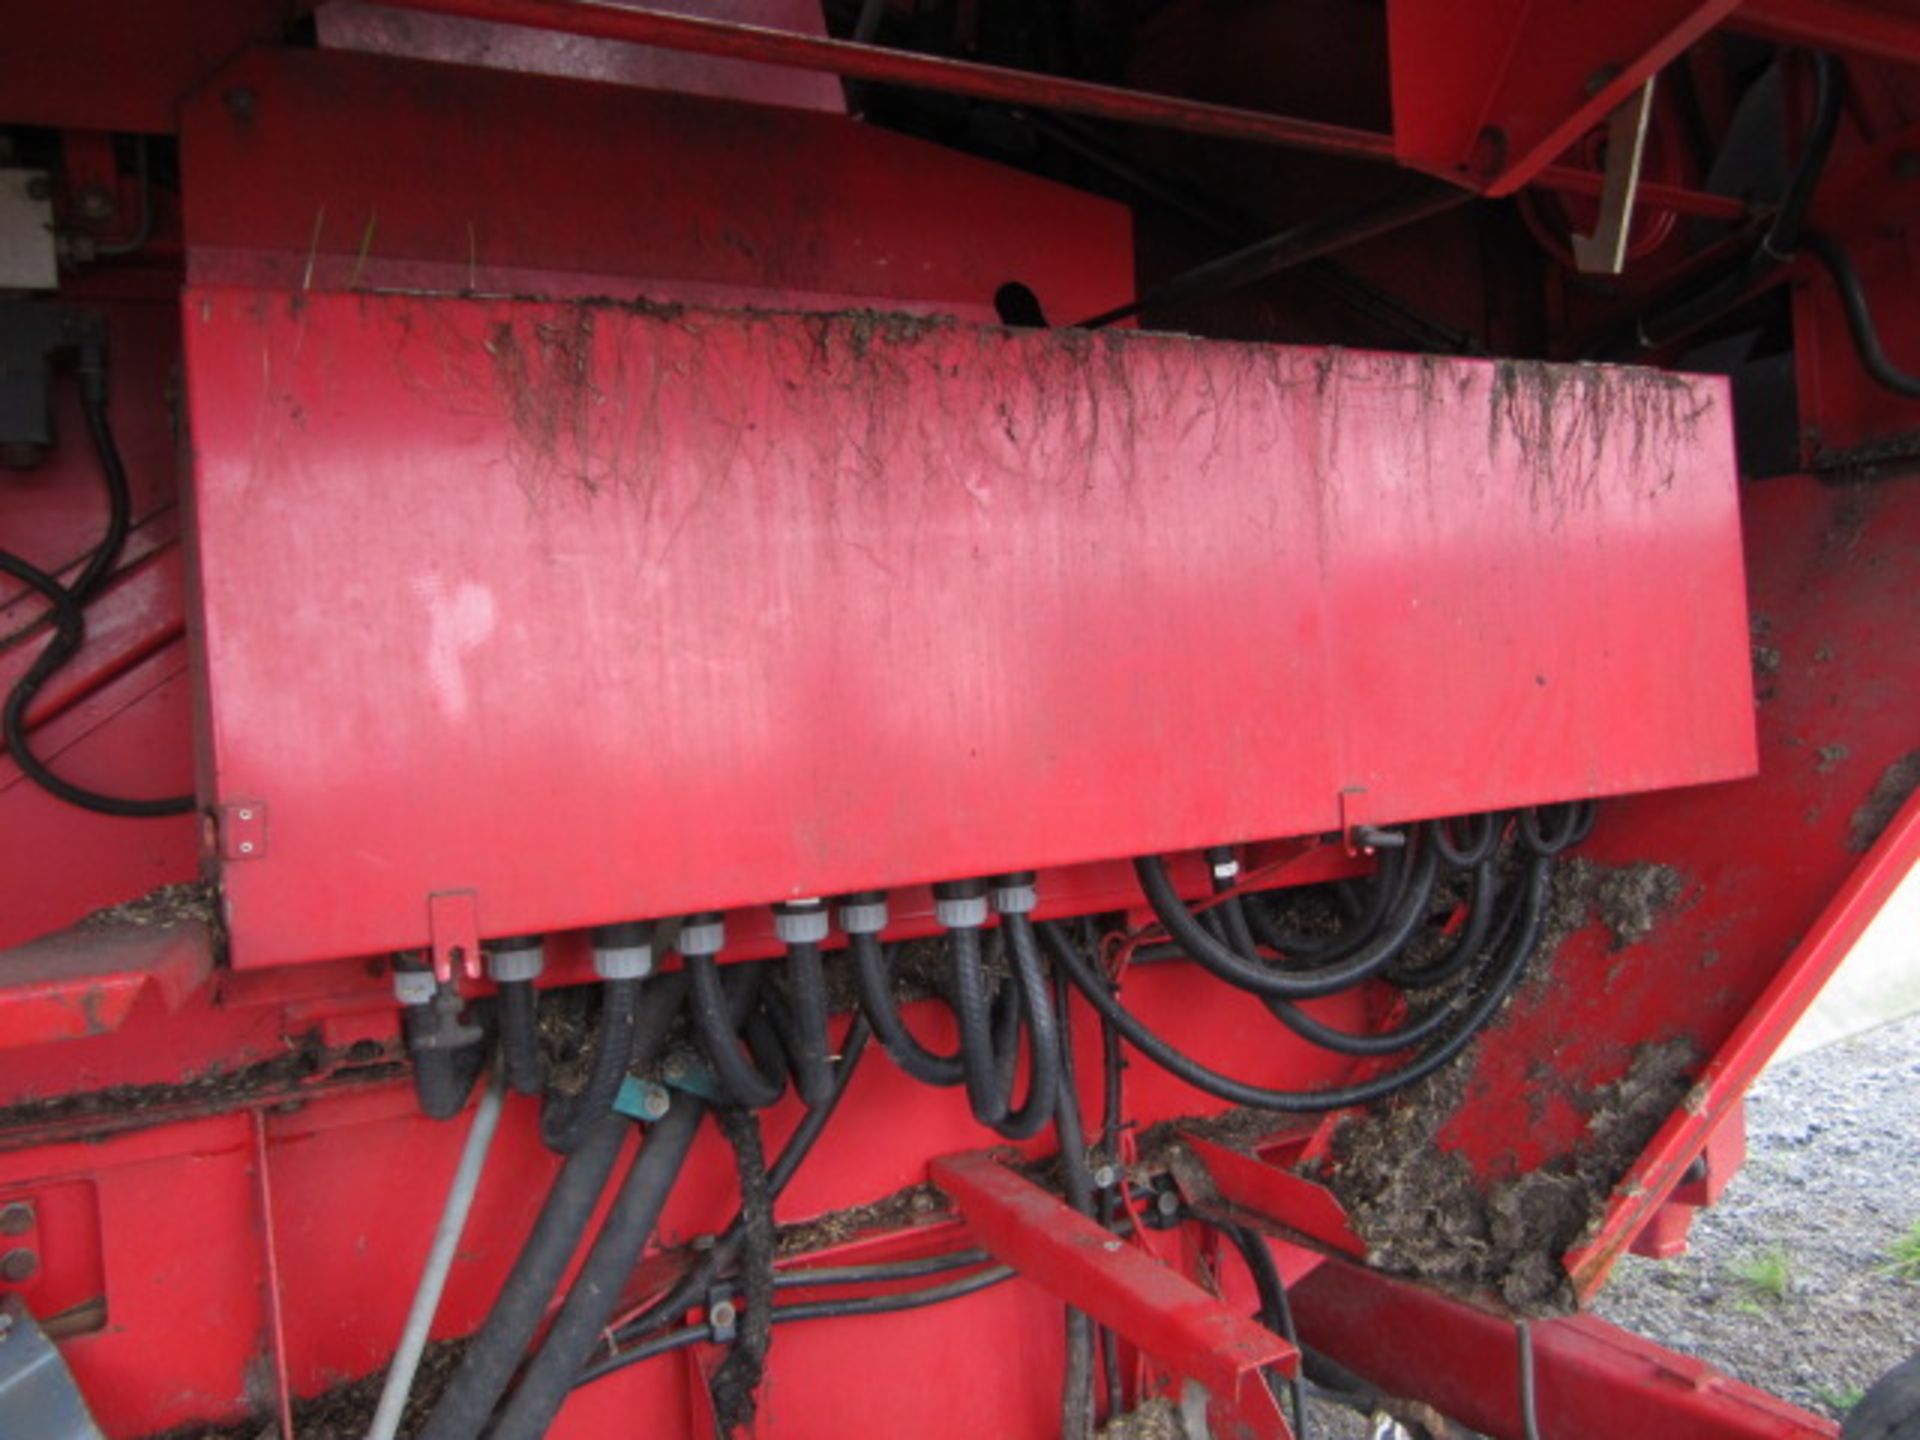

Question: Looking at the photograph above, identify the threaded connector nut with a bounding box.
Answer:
[990,879,1037,915]
[678,912,726,957]
[393,965,437,1007]
[838,892,889,936]
[487,935,545,984]
[772,898,829,945]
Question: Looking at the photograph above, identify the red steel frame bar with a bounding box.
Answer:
[376,0,1746,220]
[929,1150,1296,1403]
[380,0,1400,160]
[1565,782,1920,1297]
[1289,1249,1836,1440]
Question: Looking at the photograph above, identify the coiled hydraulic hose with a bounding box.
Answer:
[1043,854,1550,1111]
[1135,837,1439,999]
[686,954,789,1109]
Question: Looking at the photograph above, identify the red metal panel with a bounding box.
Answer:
[179,47,1134,323]
[182,289,1754,967]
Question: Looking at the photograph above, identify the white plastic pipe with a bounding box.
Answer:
[366,1064,507,1440]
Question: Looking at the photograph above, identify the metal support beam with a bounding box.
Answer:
[381,0,1402,162]
[1289,1250,1837,1440]
[929,1150,1296,1407]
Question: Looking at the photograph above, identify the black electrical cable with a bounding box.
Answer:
[540,976,642,1153]
[1430,813,1499,868]
[1095,974,1125,1419]
[770,1248,991,1288]
[1518,803,1584,857]
[1799,231,1920,399]
[418,1113,631,1440]
[1135,838,1438,999]
[490,1096,707,1440]
[1219,1223,1309,1440]
[1387,858,1501,991]
[0,368,193,817]
[1042,857,1549,1112]
[577,1262,1016,1388]
[850,932,966,1086]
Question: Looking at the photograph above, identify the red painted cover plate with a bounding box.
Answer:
[182,289,1755,966]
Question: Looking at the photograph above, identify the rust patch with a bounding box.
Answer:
[1849,749,1920,853]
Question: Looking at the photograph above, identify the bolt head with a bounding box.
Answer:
[1092,1164,1118,1190]
[1155,1190,1180,1217]
[708,1299,738,1329]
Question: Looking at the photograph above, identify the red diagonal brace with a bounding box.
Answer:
[930,1150,1296,1407]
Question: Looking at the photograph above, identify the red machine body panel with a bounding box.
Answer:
[184,288,1755,967]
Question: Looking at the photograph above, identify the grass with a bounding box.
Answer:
[1728,1245,1793,1303]
[1883,1220,1920,1281]
[1814,1386,1865,1416]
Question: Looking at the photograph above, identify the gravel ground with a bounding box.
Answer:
[1593,1011,1920,1423]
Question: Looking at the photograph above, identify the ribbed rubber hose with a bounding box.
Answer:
[850,933,965,1085]
[541,977,641,1152]
[417,1113,630,1440]
[1135,840,1438,999]
[489,1098,707,1440]
[782,940,836,1107]
[686,954,787,1108]
[948,925,1009,1126]
[497,980,544,1096]
[988,913,1062,1141]
[1043,858,1548,1111]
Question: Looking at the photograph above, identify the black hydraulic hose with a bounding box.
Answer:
[1800,231,1920,399]
[541,977,641,1153]
[1219,1223,1309,1440]
[948,925,1009,1126]
[988,913,1062,1141]
[782,940,836,1108]
[418,1113,630,1440]
[772,1248,991,1288]
[607,1015,874,1351]
[1096,986,1125,1418]
[490,1097,708,1440]
[0,374,194,818]
[497,981,544,1096]
[686,953,787,1109]
[1389,858,1501,990]
[1135,841,1438,1000]
[1043,860,1549,1112]
[850,932,965,1086]
[1430,813,1498,868]
[1637,50,1842,350]
[1245,847,1405,963]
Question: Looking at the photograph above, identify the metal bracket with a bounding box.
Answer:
[215,802,267,861]
[1571,79,1656,276]
[426,890,481,983]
